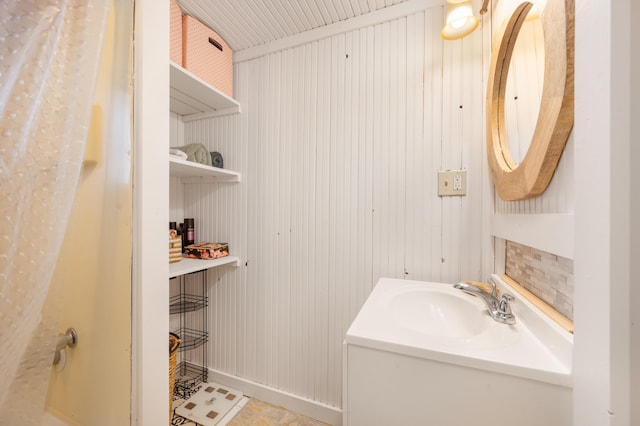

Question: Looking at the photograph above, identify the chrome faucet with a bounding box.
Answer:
[453,280,516,325]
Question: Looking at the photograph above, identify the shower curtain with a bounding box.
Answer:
[0,0,110,422]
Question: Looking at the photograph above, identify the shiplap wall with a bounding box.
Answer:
[172,6,487,409]
[494,138,574,214]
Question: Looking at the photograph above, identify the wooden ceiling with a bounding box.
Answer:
[176,0,411,52]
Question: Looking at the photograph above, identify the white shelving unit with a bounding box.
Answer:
[170,156,241,183]
[168,155,241,279]
[169,256,240,279]
[169,62,240,121]
[168,58,241,400]
[169,59,242,280]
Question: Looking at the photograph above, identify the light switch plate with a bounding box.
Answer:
[438,170,467,196]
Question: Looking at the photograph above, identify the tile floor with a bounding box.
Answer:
[227,398,329,426]
[172,392,329,426]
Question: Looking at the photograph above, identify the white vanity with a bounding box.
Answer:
[343,276,573,426]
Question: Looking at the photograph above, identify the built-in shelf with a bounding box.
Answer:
[170,157,241,183]
[169,293,208,315]
[175,328,208,351]
[169,59,242,403]
[174,361,208,399]
[169,256,240,279]
[170,62,240,121]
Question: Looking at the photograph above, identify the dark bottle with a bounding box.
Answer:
[184,218,195,247]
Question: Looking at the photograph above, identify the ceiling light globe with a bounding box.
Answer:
[441,1,480,40]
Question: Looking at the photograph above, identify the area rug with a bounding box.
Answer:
[174,382,243,425]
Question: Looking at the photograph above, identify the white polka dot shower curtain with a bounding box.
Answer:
[0,0,109,422]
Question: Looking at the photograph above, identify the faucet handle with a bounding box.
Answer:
[485,278,497,297]
[460,280,495,296]
[498,293,515,314]
[501,293,515,302]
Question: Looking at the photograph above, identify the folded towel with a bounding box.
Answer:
[173,143,212,166]
[170,148,188,160]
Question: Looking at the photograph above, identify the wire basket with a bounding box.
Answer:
[169,332,181,422]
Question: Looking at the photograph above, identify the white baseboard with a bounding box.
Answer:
[207,368,343,426]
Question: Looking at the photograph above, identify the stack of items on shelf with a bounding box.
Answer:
[170,144,225,170]
[169,229,182,263]
[184,242,229,260]
[169,147,188,160]
[171,143,212,166]
[170,0,233,97]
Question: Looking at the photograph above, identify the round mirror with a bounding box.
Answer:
[486,0,574,201]
[504,7,545,165]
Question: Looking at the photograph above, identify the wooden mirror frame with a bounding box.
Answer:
[486,0,574,201]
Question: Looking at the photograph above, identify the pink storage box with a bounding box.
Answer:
[170,0,182,64]
[182,15,233,98]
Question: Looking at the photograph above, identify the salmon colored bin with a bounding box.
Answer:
[170,0,182,64]
[182,14,234,97]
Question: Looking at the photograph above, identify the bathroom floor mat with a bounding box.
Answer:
[174,382,243,426]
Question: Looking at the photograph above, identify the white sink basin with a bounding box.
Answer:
[343,276,574,426]
[345,276,573,387]
[389,287,490,339]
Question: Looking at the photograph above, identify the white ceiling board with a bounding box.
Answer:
[176,0,413,52]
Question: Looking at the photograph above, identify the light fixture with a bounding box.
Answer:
[441,0,480,40]
[479,0,490,15]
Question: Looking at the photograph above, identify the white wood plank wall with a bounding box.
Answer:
[170,112,185,222]
[493,137,574,214]
[175,6,487,409]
